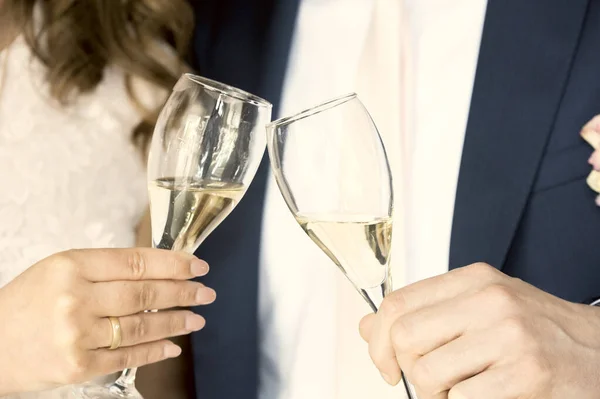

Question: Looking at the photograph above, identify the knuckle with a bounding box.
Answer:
[448,386,473,399]
[143,348,155,366]
[501,316,533,346]
[137,282,157,309]
[55,293,79,314]
[520,354,552,388]
[53,249,76,263]
[178,282,196,304]
[131,314,148,341]
[127,250,148,280]
[50,251,79,274]
[169,312,186,334]
[55,293,84,324]
[390,317,414,353]
[116,350,134,371]
[411,358,441,393]
[463,262,498,280]
[58,322,85,350]
[358,315,372,340]
[61,351,90,384]
[169,254,187,279]
[482,283,519,312]
[379,291,406,319]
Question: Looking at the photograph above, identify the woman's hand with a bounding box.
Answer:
[0,248,215,396]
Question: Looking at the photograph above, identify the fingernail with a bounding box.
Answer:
[164,344,182,358]
[196,287,217,304]
[185,314,206,331]
[583,130,600,149]
[380,372,398,386]
[588,171,600,192]
[191,259,209,276]
[595,195,600,207]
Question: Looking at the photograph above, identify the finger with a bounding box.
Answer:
[582,114,600,130]
[368,264,504,386]
[68,248,209,282]
[583,131,600,149]
[588,150,600,171]
[581,115,600,149]
[359,314,375,342]
[448,366,522,399]
[93,340,182,375]
[375,291,485,389]
[390,285,518,358]
[409,326,509,396]
[588,170,600,193]
[582,118,600,194]
[90,310,205,349]
[92,280,216,316]
[379,264,504,320]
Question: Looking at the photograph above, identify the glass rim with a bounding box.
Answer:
[183,73,272,108]
[266,93,357,129]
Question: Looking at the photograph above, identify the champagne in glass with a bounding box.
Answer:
[295,213,393,310]
[77,74,271,399]
[149,178,246,252]
[266,93,417,398]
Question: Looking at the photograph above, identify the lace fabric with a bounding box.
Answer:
[0,37,149,398]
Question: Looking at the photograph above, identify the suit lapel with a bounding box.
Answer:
[190,1,300,399]
[449,0,589,270]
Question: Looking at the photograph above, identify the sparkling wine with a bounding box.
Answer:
[149,177,246,252]
[295,214,393,295]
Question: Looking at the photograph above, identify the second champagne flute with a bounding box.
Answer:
[266,93,418,398]
[77,74,271,399]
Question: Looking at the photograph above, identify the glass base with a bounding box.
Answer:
[73,382,142,399]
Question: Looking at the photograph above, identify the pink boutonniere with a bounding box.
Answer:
[581,115,600,205]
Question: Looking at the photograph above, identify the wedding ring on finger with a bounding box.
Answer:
[107,316,122,350]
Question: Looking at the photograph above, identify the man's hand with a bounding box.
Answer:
[359,263,600,399]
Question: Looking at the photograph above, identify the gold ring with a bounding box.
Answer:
[108,316,122,350]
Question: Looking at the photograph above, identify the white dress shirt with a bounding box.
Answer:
[258,0,488,398]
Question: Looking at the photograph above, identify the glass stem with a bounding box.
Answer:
[114,368,138,387]
[360,275,419,399]
[359,286,387,312]
[358,273,393,312]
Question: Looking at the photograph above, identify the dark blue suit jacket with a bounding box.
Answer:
[189,1,600,398]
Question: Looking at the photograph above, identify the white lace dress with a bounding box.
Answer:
[0,37,149,397]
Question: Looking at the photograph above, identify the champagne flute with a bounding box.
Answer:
[266,93,417,398]
[77,73,271,398]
